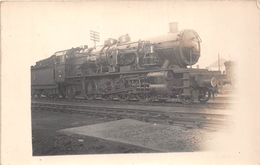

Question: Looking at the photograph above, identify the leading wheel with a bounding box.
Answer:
[179,89,195,105]
[198,88,211,103]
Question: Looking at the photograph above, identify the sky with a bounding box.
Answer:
[2,1,259,68]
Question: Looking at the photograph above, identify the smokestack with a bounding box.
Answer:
[169,22,178,33]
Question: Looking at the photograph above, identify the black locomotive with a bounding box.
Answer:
[31,23,222,104]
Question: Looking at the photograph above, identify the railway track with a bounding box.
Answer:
[32,96,235,110]
[31,99,233,130]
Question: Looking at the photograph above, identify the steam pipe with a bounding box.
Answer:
[161,60,170,69]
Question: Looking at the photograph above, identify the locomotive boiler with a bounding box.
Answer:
[31,22,220,104]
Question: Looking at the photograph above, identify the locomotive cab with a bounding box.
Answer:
[54,50,69,82]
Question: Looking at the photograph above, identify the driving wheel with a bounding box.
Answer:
[198,88,211,103]
[82,80,97,100]
[179,89,195,104]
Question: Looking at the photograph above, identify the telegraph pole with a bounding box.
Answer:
[90,30,100,48]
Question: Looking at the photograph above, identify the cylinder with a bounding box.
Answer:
[200,77,217,87]
[147,71,173,84]
[149,83,172,95]
[169,22,178,33]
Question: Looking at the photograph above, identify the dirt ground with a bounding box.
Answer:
[31,108,214,156]
[32,109,157,156]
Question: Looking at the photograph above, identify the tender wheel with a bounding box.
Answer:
[52,93,59,99]
[82,80,97,100]
[136,94,151,102]
[61,93,66,99]
[66,86,76,99]
[45,93,50,98]
[31,90,38,98]
[117,93,129,101]
[36,90,42,98]
[179,89,195,105]
[198,88,211,103]
[58,83,66,98]
[31,90,35,98]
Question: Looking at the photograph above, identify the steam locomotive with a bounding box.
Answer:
[31,23,222,104]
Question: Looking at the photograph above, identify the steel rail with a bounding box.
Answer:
[32,97,235,110]
[31,101,231,130]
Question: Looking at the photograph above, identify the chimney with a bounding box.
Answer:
[169,22,178,33]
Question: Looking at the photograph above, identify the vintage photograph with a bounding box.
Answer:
[1,1,260,165]
[30,1,238,155]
